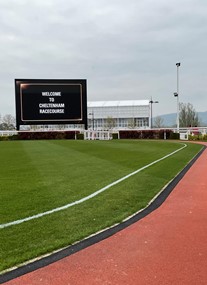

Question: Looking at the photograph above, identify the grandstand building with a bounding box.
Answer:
[87,100,150,130]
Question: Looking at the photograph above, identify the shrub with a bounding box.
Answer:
[169,132,180,140]
[112,133,118,139]
[9,135,19,140]
[0,135,19,141]
[188,134,207,141]
[0,136,9,141]
[202,135,207,141]
[76,133,84,140]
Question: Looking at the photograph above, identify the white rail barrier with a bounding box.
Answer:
[0,131,18,136]
[84,131,113,140]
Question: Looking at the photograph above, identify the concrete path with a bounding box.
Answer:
[3,143,207,285]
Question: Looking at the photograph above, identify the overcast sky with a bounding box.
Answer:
[1,0,207,117]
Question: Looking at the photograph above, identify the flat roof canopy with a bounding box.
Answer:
[87,100,150,108]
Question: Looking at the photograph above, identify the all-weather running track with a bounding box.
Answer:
[1,142,207,285]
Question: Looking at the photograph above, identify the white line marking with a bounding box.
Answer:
[0,143,187,229]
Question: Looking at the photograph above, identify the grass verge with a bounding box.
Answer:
[0,140,203,272]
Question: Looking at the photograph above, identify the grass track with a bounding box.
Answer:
[0,140,202,272]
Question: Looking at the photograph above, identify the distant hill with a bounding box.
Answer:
[198,111,207,126]
[157,111,207,127]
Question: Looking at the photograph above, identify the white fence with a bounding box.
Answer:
[84,131,114,140]
[0,131,18,136]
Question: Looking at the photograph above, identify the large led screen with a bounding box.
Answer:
[15,79,87,129]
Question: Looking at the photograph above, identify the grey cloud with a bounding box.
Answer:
[1,0,207,116]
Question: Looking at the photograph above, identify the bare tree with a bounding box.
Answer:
[0,114,16,130]
[179,103,200,127]
[105,116,116,130]
[153,116,164,128]
[128,118,136,129]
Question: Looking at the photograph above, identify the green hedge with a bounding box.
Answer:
[112,133,119,139]
[18,131,79,140]
[0,131,79,141]
[0,136,10,141]
[119,130,174,140]
[168,132,180,140]
[76,133,84,140]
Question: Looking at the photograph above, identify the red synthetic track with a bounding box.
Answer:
[4,143,207,285]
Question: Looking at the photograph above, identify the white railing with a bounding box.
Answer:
[0,131,18,136]
[84,131,113,140]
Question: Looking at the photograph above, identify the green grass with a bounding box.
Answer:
[0,140,203,272]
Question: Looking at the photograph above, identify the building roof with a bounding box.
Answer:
[87,100,150,107]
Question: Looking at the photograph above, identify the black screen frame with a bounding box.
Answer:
[15,79,87,130]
